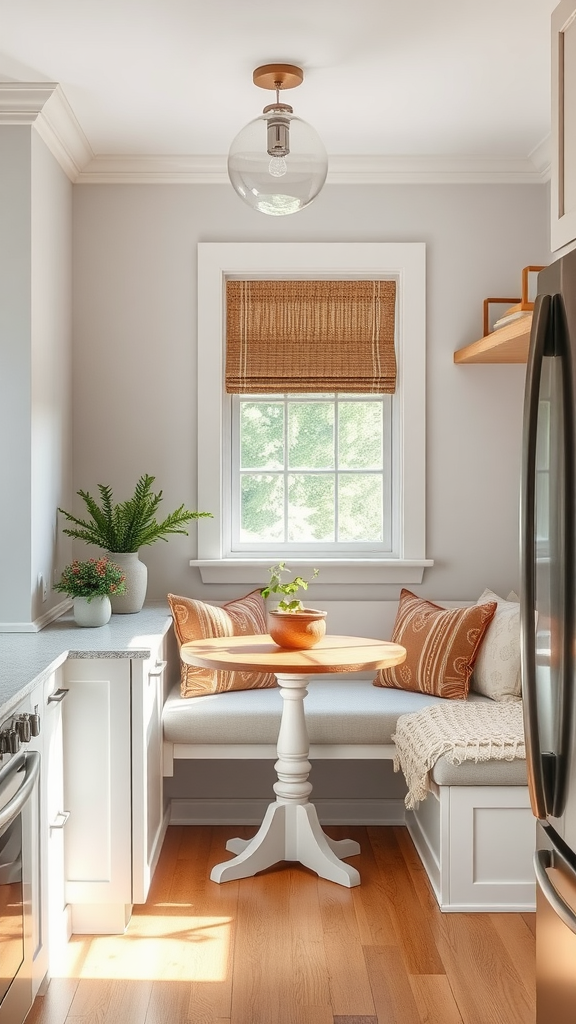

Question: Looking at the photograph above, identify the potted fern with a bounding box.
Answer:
[261,562,325,649]
[58,474,212,613]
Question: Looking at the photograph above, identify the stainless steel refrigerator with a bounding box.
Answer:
[521,247,576,1023]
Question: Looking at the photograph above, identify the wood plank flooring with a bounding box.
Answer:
[28,824,535,1024]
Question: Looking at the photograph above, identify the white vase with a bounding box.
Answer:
[108,551,148,614]
[73,595,112,628]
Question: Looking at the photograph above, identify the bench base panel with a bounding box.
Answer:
[407,784,536,913]
[169,796,406,827]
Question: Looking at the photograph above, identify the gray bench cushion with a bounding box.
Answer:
[163,678,527,787]
[163,679,485,745]
[164,677,490,746]
[430,755,527,786]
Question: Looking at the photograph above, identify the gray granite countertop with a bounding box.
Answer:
[0,603,173,721]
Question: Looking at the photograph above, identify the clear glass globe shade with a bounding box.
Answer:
[228,110,328,216]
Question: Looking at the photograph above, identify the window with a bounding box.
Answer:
[194,242,431,585]
[233,393,392,552]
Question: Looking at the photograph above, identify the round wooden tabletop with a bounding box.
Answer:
[180,634,406,675]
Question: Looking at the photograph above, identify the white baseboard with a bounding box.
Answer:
[406,806,442,903]
[0,599,71,632]
[70,902,133,935]
[150,809,170,876]
[169,797,406,826]
[436,899,536,913]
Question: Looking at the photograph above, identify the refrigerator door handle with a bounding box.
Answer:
[535,848,576,935]
[521,292,552,819]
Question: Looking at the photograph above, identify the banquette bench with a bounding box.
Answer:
[162,590,535,914]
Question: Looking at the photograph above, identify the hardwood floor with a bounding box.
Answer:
[28,824,536,1024]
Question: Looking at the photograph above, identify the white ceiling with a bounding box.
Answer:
[0,0,556,177]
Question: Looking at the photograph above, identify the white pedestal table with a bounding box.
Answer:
[180,634,406,888]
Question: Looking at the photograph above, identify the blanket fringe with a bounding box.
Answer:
[392,701,525,809]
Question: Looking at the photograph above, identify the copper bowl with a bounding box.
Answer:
[267,608,327,650]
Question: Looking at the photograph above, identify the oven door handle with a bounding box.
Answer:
[0,751,40,830]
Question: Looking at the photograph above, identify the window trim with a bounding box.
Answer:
[193,241,432,585]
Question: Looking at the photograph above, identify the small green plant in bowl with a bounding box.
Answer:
[261,563,325,649]
[261,562,320,612]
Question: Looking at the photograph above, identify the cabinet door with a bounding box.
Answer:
[552,0,576,251]
[25,680,48,996]
[62,659,131,911]
[131,636,169,903]
[42,671,70,974]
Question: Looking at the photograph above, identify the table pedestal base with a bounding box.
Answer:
[210,801,361,887]
[210,672,361,887]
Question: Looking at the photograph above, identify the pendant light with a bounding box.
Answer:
[228,64,328,216]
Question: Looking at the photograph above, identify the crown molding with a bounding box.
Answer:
[77,151,549,185]
[528,133,551,180]
[0,85,550,186]
[0,82,93,181]
[328,154,548,184]
[78,153,229,183]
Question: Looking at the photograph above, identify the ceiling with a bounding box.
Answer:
[0,0,557,180]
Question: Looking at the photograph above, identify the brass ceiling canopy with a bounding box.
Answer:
[228,61,327,217]
[252,64,304,92]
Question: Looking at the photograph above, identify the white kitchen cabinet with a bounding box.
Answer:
[131,631,171,903]
[40,671,71,976]
[61,633,171,934]
[551,0,576,251]
[62,657,132,933]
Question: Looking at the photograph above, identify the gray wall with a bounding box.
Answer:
[71,181,549,605]
[0,128,32,622]
[0,127,73,626]
[30,132,74,623]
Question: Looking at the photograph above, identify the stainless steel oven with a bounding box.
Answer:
[0,747,40,1024]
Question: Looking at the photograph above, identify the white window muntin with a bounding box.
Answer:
[230,392,394,555]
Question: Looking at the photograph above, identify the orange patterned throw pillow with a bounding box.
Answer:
[167,590,276,698]
[374,589,497,700]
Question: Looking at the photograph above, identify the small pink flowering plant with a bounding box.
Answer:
[54,557,127,602]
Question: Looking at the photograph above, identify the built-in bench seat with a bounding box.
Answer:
[163,678,524,783]
[162,676,534,913]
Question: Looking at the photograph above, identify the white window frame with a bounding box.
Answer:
[231,392,394,553]
[192,242,432,586]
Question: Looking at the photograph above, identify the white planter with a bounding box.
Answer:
[73,595,112,628]
[108,552,148,614]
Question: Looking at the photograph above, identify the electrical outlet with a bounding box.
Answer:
[39,574,48,603]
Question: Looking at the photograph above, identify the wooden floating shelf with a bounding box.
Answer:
[454,313,532,364]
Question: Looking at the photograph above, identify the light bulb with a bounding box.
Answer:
[228,109,328,216]
[269,155,287,177]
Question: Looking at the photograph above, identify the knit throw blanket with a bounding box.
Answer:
[392,701,525,809]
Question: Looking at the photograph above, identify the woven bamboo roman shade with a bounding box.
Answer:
[225,279,397,394]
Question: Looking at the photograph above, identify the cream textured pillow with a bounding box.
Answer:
[374,588,497,700]
[471,588,521,701]
[167,590,276,698]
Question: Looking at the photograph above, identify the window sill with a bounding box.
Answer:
[189,558,434,586]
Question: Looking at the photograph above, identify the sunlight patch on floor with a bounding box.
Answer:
[50,916,232,982]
